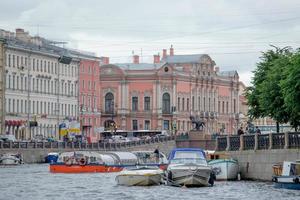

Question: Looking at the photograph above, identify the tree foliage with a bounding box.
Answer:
[246,46,300,130]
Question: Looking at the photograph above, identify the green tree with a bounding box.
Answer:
[280,50,300,130]
[246,46,292,132]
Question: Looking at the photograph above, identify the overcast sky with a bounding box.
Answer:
[1,0,300,85]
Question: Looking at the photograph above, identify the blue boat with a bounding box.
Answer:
[45,153,59,164]
[272,161,300,190]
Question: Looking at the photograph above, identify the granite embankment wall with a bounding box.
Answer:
[221,149,300,181]
[0,140,176,163]
[215,132,300,181]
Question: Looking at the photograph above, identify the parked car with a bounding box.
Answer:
[154,134,168,139]
[141,135,151,140]
[0,134,17,142]
[111,135,130,143]
[128,137,140,142]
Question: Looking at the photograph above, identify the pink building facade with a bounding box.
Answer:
[99,47,241,137]
[79,58,101,142]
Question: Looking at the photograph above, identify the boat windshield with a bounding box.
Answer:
[170,158,207,165]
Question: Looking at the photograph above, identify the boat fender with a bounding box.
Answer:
[65,158,72,166]
[208,172,215,186]
[167,171,173,180]
[293,177,299,184]
[79,158,86,166]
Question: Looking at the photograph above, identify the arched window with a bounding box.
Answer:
[105,92,114,113]
[162,93,170,114]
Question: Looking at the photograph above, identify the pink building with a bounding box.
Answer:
[79,58,102,143]
[99,46,241,137]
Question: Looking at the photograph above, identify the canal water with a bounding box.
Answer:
[0,164,299,200]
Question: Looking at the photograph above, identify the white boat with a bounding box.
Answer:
[116,166,163,186]
[0,153,23,165]
[208,159,239,180]
[167,148,213,187]
[272,161,300,190]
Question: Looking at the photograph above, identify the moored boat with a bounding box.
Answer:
[45,152,59,164]
[116,166,163,186]
[166,148,213,187]
[132,151,169,170]
[49,151,138,173]
[206,151,239,180]
[272,161,300,190]
[0,153,23,165]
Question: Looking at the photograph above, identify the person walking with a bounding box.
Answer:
[238,127,244,135]
[255,126,261,134]
[154,147,160,163]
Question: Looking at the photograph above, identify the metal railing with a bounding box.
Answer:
[0,136,175,150]
[216,132,300,151]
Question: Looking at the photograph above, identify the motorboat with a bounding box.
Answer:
[116,166,163,186]
[0,153,23,165]
[49,151,138,173]
[272,161,300,190]
[206,150,239,180]
[166,148,213,187]
[132,151,169,170]
[45,152,59,164]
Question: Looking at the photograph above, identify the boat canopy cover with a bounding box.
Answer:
[100,154,117,165]
[168,148,206,160]
[108,152,138,165]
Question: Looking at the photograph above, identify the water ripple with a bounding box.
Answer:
[0,164,299,200]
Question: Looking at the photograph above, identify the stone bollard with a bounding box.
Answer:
[214,137,219,151]
[268,133,273,150]
[226,135,230,151]
[239,135,244,151]
[0,141,3,149]
[254,133,258,150]
[42,142,45,149]
[284,132,289,149]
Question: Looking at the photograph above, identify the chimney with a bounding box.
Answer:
[215,66,219,73]
[101,57,110,65]
[162,49,167,59]
[153,54,160,64]
[133,55,139,64]
[170,45,174,56]
[15,28,30,42]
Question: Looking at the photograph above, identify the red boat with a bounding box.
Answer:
[49,151,168,173]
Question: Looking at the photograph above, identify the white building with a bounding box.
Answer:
[1,28,79,140]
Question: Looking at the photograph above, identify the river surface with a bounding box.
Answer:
[0,164,299,200]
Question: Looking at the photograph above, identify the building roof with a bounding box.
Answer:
[113,62,165,70]
[217,70,237,77]
[162,54,207,63]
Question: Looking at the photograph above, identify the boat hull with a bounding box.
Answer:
[50,164,124,173]
[116,173,162,186]
[208,159,239,180]
[45,155,58,164]
[0,158,20,165]
[167,165,211,187]
[273,176,300,190]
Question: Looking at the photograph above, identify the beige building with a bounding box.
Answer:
[0,39,5,134]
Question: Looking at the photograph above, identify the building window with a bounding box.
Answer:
[182,98,185,111]
[222,101,225,114]
[105,92,114,113]
[163,120,169,130]
[234,99,236,113]
[187,98,190,111]
[203,97,206,111]
[226,101,229,114]
[145,120,150,130]
[208,97,211,112]
[132,97,138,111]
[177,97,180,112]
[192,96,195,111]
[144,97,150,111]
[218,101,220,113]
[132,120,138,130]
[198,96,201,111]
[162,93,170,114]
